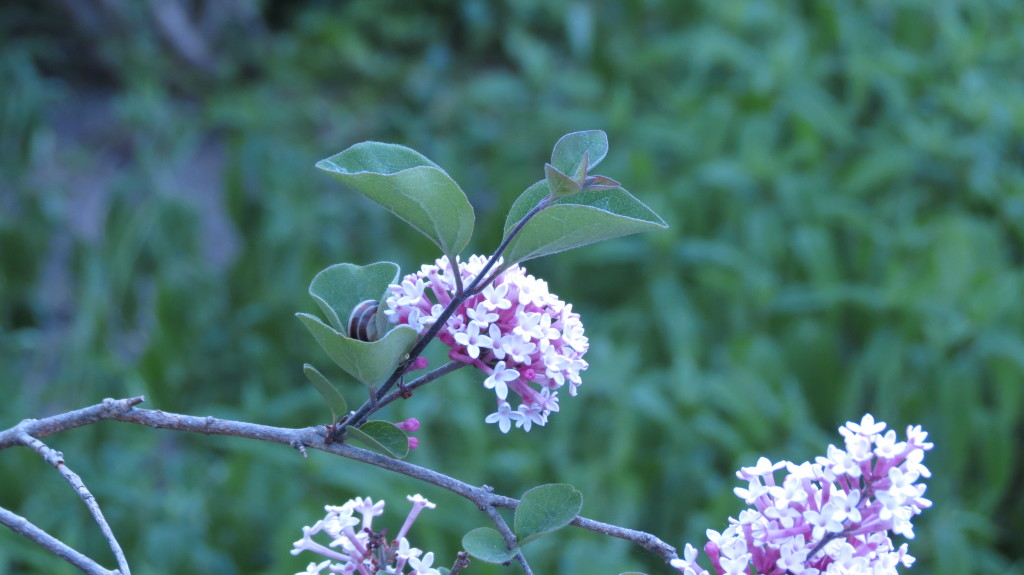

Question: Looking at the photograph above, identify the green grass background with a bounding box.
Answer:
[2,1,1022,574]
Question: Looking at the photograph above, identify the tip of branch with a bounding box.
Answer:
[104,397,146,410]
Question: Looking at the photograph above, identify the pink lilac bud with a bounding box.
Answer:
[291,495,440,575]
[396,418,420,432]
[671,414,933,575]
[383,255,589,433]
[393,419,421,450]
[407,357,429,372]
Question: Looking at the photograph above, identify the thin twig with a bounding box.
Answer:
[482,503,517,549]
[16,431,132,575]
[515,549,535,575]
[372,360,467,410]
[0,397,680,566]
[0,505,117,575]
[452,257,465,300]
[478,504,533,575]
[447,551,471,575]
[346,361,465,429]
[571,516,679,562]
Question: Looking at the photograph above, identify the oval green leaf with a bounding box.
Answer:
[551,130,608,175]
[316,142,475,258]
[303,364,348,424]
[308,262,401,332]
[296,313,418,388]
[346,420,409,459]
[462,527,518,564]
[513,483,583,546]
[502,181,668,265]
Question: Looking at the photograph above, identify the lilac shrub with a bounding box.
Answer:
[384,255,589,433]
[672,415,933,575]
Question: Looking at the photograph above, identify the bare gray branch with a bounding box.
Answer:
[1,396,680,567]
[17,431,132,575]
[0,505,118,575]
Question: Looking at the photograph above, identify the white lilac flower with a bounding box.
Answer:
[407,551,441,575]
[453,322,491,359]
[484,400,520,434]
[673,415,933,575]
[514,402,546,432]
[384,255,589,432]
[483,361,518,400]
[292,495,439,575]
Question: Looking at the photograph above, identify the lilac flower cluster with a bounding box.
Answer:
[291,494,439,575]
[672,415,933,575]
[384,255,589,433]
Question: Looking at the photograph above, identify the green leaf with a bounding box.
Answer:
[544,163,583,198]
[303,364,348,424]
[308,262,400,333]
[299,261,419,389]
[346,420,409,459]
[462,527,518,564]
[513,484,583,546]
[316,142,475,259]
[572,150,590,182]
[582,174,621,191]
[550,130,608,176]
[296,313,418,388]
[503,181,549,236]
[502,181,668,265]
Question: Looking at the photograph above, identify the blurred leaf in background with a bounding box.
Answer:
[1,1,1023,574]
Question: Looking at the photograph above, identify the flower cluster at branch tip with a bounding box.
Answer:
[384,255,589,433]
[671,415,933,575]
[292,494,440,575]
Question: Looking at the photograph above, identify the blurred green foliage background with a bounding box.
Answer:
[2,1,1022,574]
